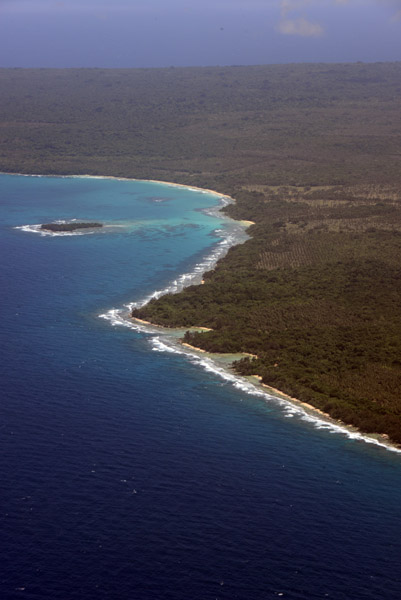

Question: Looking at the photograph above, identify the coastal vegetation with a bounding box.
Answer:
[1,64,401,443]
[132,187,401,443]
[40,222,103,232]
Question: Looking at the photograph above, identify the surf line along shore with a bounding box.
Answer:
[130,317,399,453]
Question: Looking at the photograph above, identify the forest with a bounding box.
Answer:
[1,63,400,443]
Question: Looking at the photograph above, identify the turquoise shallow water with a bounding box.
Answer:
[1,173,401,600]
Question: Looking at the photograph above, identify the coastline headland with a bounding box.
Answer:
[129,316,399,454]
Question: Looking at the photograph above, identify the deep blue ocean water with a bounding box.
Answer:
[1,174,401,600]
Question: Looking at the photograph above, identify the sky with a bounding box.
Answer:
[0,0,400,67]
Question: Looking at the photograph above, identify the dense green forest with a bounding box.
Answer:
[1,64,400,443]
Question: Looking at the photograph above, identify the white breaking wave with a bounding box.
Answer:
[151,337,185,355]
[127,227,246,311]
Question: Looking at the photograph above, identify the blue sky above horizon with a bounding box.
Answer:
[0,0,400,68]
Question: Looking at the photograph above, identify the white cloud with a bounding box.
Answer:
[277,1,324,36]
[277,16,324,36]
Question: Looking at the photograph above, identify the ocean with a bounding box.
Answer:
[1,173,401,600]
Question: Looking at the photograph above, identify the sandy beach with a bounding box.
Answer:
[181,342,207,353]
[78,174,236,204]
[131,316,163,328]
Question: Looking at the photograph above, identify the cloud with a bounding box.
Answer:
[277,0,324,36]
[277,16,324,36]
[277,0,401,37]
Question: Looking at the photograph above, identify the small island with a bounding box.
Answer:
[40,222,103,232]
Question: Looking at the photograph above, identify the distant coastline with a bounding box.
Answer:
[0,171,235,204]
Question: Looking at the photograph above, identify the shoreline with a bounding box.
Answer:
[180,344,398,451]
[0,170,235,204]
[131,317,400,453]
[6,171,400,454]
